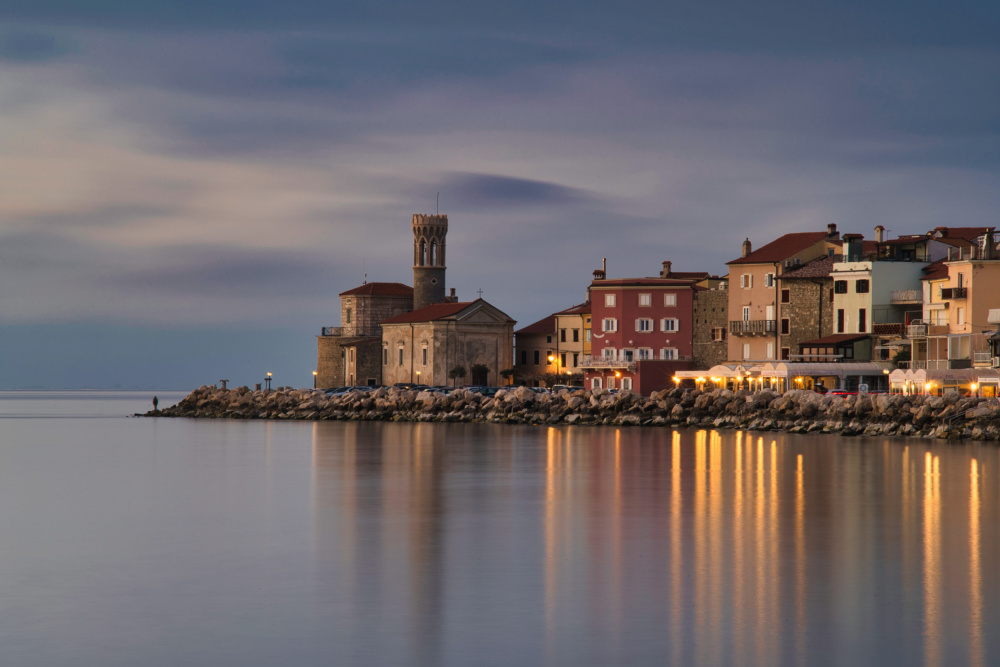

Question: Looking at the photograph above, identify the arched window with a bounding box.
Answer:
[419,239,426,266]
[430,240,437,265]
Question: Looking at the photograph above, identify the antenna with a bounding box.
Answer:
[436,192,439,215]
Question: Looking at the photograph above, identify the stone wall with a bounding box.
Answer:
[693,288,728,368]
[316,336,346,389]
[780,279,832,360]
[149,385,1000,441]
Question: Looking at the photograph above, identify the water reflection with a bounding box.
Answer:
[308,423,1000,667]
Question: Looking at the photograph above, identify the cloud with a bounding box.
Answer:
[0,29,74,62]
[438,173,592,209]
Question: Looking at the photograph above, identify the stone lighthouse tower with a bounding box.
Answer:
[412,213,447,310]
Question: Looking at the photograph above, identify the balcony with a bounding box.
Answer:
[940,286,967,299]
[907,323,927,339]
[890,289,921,304]
[872,322,903,336]
[729,320,777,336]
[578,356,637,372]
[320,326,382,338]
[974,352,994,368]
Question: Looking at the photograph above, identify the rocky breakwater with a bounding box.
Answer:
[146,385,1000,440]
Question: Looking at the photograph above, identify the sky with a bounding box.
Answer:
[1,1,998,389]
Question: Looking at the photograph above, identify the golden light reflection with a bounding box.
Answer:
[670,430,683,667]
[694,430,707,665]
[795,453,805,667]
[924,451,940,667]
[969,458,982,667]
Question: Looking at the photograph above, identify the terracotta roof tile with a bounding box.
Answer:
[339,282,413,297]
[555,302,591,315]
[515,315,557,335]
[921,259,949,282]
[779,256,834,279]
[378,301,473,324]
[728,231,833,265]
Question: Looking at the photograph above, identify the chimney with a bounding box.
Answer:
[449,287,457,302]
[660,260,672,278]
[874,225,885,243]
[984,227,996,260]
[827,223,838,239]
[741,238,752,258]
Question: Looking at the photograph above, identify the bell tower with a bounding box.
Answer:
[412,213,447,310]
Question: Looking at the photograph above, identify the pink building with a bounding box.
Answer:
[579,261,704,394]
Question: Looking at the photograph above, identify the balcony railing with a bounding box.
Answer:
[729,320,777,336]
[974,351,994,368]
[320,326,382,337]
[890,289,921,304]
[907,324,927,339]
[578,356,637,372]
[940,286,968,299]
[872,322,903,336]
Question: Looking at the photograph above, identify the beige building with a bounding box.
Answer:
[380,299,516,386]
[727,225,842,363]
[514,302,591,387]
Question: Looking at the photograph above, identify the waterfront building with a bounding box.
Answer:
[579,261,705,394]
[379,299,516,386]
[691,275,729,369]
[316,212,515,388]
[513,302,592,387]
[513,314,557,387]
[726,225,843,364]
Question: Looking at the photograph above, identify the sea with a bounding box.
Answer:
[0,390,997,667]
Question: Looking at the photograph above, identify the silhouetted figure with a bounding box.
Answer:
[152,396,159,411]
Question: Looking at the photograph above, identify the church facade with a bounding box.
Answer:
[315,213,515,388]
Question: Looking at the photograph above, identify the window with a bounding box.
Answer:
[573,329,579,342]
[602,348,615,360]
[660,348,678,360]
[637,348,654,360]
[560,353,567,367]
[742,343,750,360]
[592,377,602,389]
[858,309,866,333]
[422,346,427,366]
[636,318,654,332]
[781,318,790,335]
[573,353,579,367]
[607,377,615,389]
[533,350,540,365]
[740,273,753,289]
[766,342,774,359]
[546,335,552,343]
[621,377,632,390]
[345,308,352,324]
[855,279,870,293]
[958,307,965,326]
[521,350,527,366]
[602,318,618,332]
[661,318,679,332]
[781,347,790,360]
[742,306,750,321]
[664,293,677,307]
[837,309,845,333]
[560,329,566,342]
[398,347,404,365]
[605,294,616,307]
[711,328,726,342]
[383,347,388,365]
[585,330,591,342]
[349,348,354,362]
[764,273,775,287]
[834,280,848,294]
[781,289,790,303]
[639,293,651,306]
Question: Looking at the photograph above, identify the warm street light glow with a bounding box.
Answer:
[548,355,555,363]
[615,371,621,378]
[925,382,933,392]
[673,376,680,383]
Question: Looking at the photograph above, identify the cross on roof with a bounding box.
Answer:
[477,288,484,298]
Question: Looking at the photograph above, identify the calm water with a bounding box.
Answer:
[0,391,997,666]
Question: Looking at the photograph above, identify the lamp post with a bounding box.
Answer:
[313,371,318,389]
[265,372,272,392]
[971,382,978,397]
[415,370,421,386]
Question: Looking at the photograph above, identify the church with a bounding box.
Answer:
[315,213,516,388]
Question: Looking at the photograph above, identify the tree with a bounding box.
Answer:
[499,368,516,386]
[449,365,467,387]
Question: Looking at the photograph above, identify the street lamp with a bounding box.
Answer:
[971,382,978,397]
[265,372,272,392]
[313,371,318,389]
[415,370,421,385]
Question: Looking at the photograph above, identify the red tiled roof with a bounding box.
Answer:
[515,315,556,335]
[378,301,472,324]
[799,333,870,346]
[590,278,700,288]
[930,227,990,242]
[779,256,834,279]
[339,282,413,297]
[921,259,949,282]
[728,231,833,265]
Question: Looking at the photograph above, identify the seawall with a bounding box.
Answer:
[144,385,1000,441]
